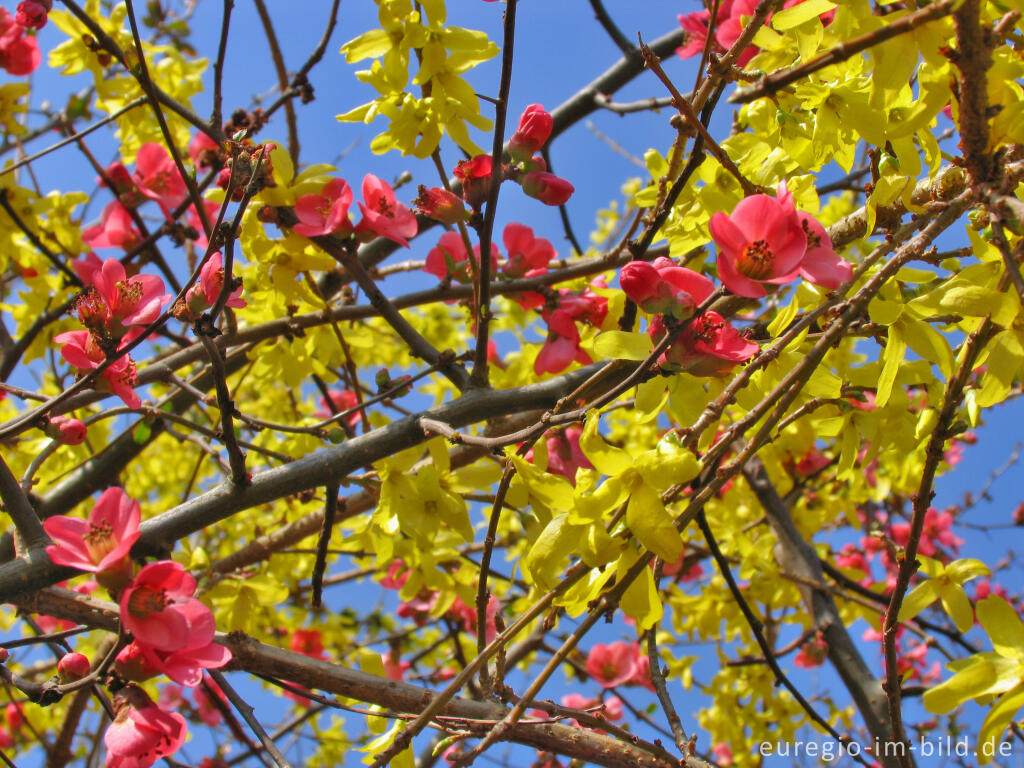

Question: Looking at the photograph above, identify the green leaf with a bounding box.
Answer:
[593,331,653,361]
[772,0,835,29]
[626,480,684,562]
[977,596,1024,660]
[132,421,151,444]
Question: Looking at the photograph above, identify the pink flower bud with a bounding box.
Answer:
[619,261,662,307]
[508,104,553,162]
[57,652,91,682]
[453,155,495,211]
[45,416,87,446]
[521,171,574,206]
[15,0,51,29]
[412,185,469,224]
[4,703,22,731]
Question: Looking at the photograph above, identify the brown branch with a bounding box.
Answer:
[952,0,994,183]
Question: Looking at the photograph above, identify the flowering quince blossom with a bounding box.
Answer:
[354,174,418,247]
[424,230,500,284]
[103,163,146,209]
[105,685,188,768]
[535,308,589,376]
[776,183,852,290]
[188,131,221,170]
[412,185,469,224]
[292,177,354,237]
[649,312,758,376]
[45,415,87,445]
[454,155,494,211]
[15,0,52,29]
[585,641,641,688]
[57,652,91,682]
[83,201,142,251]
[794,633,829,668]
[889,506,963,557]
[382,651,411,681]
[709,189,808,298]
[0,7,41,75]
[619,257,714,319]
[521,171,574,206]
[502,222,555,278]
[86,258,172,340]
[118,603,231,687]
[132,143,190,217]
[712,743,735,767]
[120,560,215,651]
[508,104,553,162]
[525,425,593,484]
[313,388,361,430]
[290,629,327,660]
[173,253,246,322]
[44,487,141,576]
[52,330,142,408]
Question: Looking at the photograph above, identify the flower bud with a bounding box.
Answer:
[4,703,22,731]
[45,416,87,446]
[0,649,8,664]
[57,652,91,683]
[412,185,469,224]
[508,104,552,162]
[521,171,574,206]
[453,155,494,211]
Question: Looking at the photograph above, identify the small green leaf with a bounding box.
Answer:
[133,421,151,444]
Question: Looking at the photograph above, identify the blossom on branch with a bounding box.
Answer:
[355,174,417,247]
[105,685,188,768]
[292,178,354,237]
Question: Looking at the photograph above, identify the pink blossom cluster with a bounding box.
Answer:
[414,105,572,219]
[54,257,173,408]
[677,0,835,68]
[42,488,232,768]
[290,174,418,247]
[584,641,654,691]
[170,252,247,322]
[536,282,608,376]
[0,4,44,75]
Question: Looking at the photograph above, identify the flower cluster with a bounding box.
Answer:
[171,252,247,323]
[414,105,572,219]
[290,174,417,247]
[0,4,43,75]
[54,257,172,408]
[43,488,231,768]
[536,283,608,376]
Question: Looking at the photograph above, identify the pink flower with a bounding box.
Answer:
[72,252,104,285]
[380,560,410,590]
[714,0,761,63]
[535,308,589,375]
[355,174,418,248]
[889,507,962,557]
[794,633,829,668]
[651,312,758,376]
[424,231,500,283]
[292,178,354,238]
[188,131,220,170]
[121,605,231,687]
[412,185,468,224]
[712,743,735,767]
[120,561,211,652]
[527,426,592,484]
[44,487,141,574]
[521,171,574,206]
[192,682,227,726]
[15,0,51,29]
[454,155,494,211]
[0,9,40,75]
[710,191,807,298]
[4,703,23,731]
[793,448,830,476]
[586,641,640,688]
[776,183,852,290]
[290,629,326,660]
[105,685,187,768]
[508,104,553,162]
[45,415,87,445]
[175,253,246,321]
[102,163,146,209]
[83,202,141,251]
[619,257,714,319]
[133,143,189,217]
[676,9,715,60]
[382,651,411,681]
[502,223,554,278]
[314,389,361,429]
[90,258,171,338]
[57,652,91,682]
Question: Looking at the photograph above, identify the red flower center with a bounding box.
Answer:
[737,239,774,279]
[127,584,168,617]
